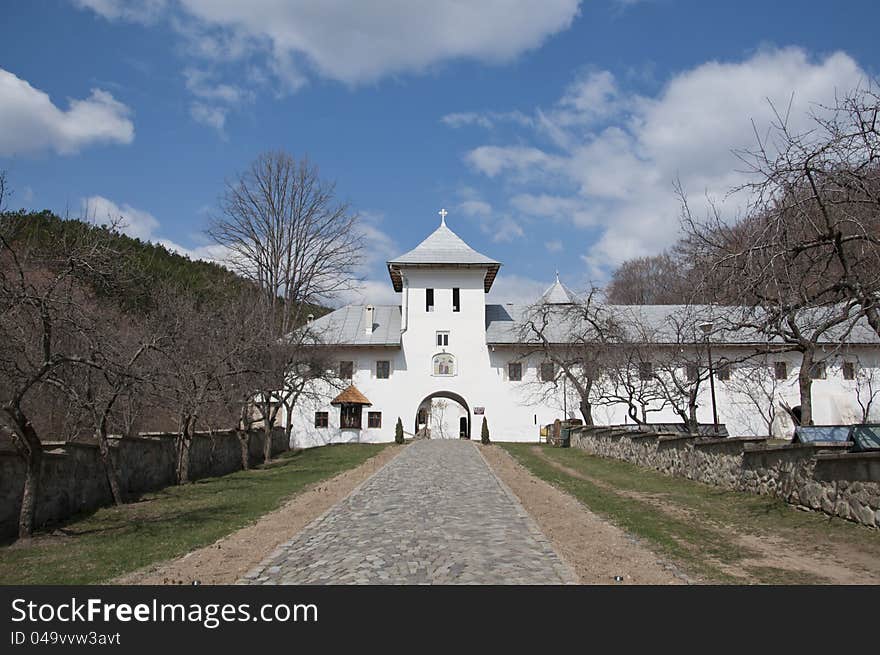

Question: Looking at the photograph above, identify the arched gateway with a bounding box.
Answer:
[414,391,470,439]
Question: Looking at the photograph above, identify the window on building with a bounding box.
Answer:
[508,362,522,381]
[809,362,826,380]
[340,404,362,429]
[368,412,382,429]
[843,361,856,380]
[452,287,460,312]
[376,360,390,379]
[433,353,455,376]
[314,411,328,428]
[716,362,731,381]
[426,288,434,312]
[540,362,555,382]
[686,364,699,383]
[339,361,354,379]
[436,331,449,347]
[638,362,653,381]
[774,361,788,380]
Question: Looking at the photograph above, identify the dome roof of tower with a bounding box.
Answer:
[387,220,501,292]
[540,273,582,304]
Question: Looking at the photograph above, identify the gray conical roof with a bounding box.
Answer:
[387,216,501,292]
[541,273,582,304]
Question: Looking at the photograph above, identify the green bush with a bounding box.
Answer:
[481,417,490,445]
[395,417,405,444]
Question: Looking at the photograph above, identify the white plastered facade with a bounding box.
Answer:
[285,222,880,448]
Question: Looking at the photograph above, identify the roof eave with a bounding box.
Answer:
[387,262,501,292]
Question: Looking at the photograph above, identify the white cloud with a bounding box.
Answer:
[487,273,550,305]
[80,194,231,264]
[335,278,401,308]
[0,68,134,156]
[183,68,254,133]
[441,110,534,130]
[73,0,167,24]
[490,217,525,243]
[74,1,581,89]
[331,210,402,307]
[457,199,492,217]
[454,47,869,277]
[465,146,561,179]
[545,240,563,253]
[442,112,495,130]
[183,67,250,104]
[157,239,230,262]
[189,102,228,132]
[358,211,399,270]
[510,193,597,227]
[82,195,159,241]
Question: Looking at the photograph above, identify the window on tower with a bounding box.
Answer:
[452,287,460,312]
[436,331,449,347]
[426,288,434,312]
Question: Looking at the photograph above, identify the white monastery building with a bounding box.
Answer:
[286,212,880,448]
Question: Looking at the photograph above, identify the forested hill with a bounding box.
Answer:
[0,209,249,310]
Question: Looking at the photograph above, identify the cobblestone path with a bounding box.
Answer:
[242,440,576,584]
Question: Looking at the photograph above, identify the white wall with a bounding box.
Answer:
[284,267,880,446]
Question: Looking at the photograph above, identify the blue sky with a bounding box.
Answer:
[1,0,878,305]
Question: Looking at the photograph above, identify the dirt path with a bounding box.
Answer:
[528,446,880,585]
[114,445,404,585]
[479,444,685,584]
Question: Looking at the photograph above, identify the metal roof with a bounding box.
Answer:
[541,273,583,305]
[485,303,880,346]
[308,305,402,346]
[386,220,501,292]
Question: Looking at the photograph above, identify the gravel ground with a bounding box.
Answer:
[479,444,685,585]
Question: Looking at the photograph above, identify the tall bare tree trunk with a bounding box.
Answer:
[263,421,273,464]
[96,428,124,505]
[176,417,193,484]
[237,429,250,470]
[798,350,814,426]
[688,394,699,433]
[5,407,42,539]
[579,398,593,425]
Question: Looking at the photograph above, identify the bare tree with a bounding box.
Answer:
[518,290,622,424]
[729,87,880,338]
[151,288,257,484]
[45,313,159,505]
[626,308,714,432]
[209,151,363,335]
[0,214,124,537]
[681,183,863,425]
[208,152,364,460]
[593,343,670,425]
[854,358,880,423]
[606,252,693,305]
[430,399,449,439]
[725,356,786,436]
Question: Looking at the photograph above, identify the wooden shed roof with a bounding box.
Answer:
[330,385,372,406]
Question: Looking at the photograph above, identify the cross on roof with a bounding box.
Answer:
[438,208,448,226]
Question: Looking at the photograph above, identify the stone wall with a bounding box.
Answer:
[0,427,288,539]
[570,426,880,528]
